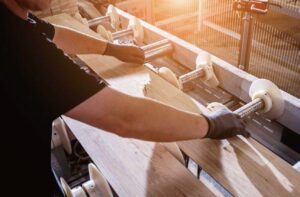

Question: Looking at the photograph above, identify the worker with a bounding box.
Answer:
[0,0,249,196]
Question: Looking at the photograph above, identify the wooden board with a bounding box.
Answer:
[46,13,300,197]
[46,14,217,196]
[63,117,215,197]
[145,71,300,197]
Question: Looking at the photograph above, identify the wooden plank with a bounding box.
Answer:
[46,14,217,196]
[114,7,300,135]
[63,117,215,197]
[144,71,300,197]
[46,13,300,197]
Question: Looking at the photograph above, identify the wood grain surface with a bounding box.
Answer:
[63,116,215,197]
[46,14,216,196]
[46,14,300,197]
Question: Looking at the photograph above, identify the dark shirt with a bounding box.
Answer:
[0,5,106,196]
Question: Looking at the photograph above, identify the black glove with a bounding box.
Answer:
[203,108,250,139]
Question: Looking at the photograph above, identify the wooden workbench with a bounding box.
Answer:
[46,14,300,197]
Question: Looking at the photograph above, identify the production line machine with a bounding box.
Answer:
[48,5,300,197]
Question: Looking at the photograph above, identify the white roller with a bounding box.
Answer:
[73,12,89,26]
[195,52,219,88]
[106,5,120,30]
[96,25,113,42]
[157,67,180,88]
[249,79,284,119]
[82,164,113,197]
[128,17,144,44]
[60,178,87,197]
[52,117,72,154]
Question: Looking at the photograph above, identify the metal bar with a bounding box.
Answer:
[178,69,205,84]
[238,13,253,70]
[141,39,170,51]
[144,43,173,62]
[112,28,133,39]
[234,98,264,119]
[88,16,110,27]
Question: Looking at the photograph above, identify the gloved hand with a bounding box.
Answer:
[104,43,145,64]
[203,108,250,139]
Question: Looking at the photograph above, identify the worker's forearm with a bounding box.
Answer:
[66,87,208,142]
[52,25,108,55]
[118,95,209,141]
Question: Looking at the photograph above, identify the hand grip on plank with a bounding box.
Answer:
[61,163,113,197]
[97,26,173,63]
[95,18,218,88]
[207,79,284,120]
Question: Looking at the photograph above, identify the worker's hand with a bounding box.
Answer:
[104,43,145,64]
[203,108,250,139]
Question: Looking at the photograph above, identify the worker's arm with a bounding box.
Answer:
[66,87,248,142]
[52,25,145,64]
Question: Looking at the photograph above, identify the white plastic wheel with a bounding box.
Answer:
[249,79,284,119]
[73,12,89,26]
[128,17,144,44]
[96,25,113,42]
[106,5,120,30]
[195,52,219,88]
[84,164,113,197]
[60,178,87,197]
[52,117,72,154]
[158,67,180,88]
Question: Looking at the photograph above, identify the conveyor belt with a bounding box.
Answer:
[148,56,299,163]
[45,12,300,197]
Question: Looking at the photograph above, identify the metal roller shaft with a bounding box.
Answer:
[233,98,265,119]
[178,69,205,84]
[88,16,110,27]
[112,29,133,39]
[144,41,173,62]
[141,39,170,51]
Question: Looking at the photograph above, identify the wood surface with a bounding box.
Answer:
[63,116,215,197]
[46,13,300,197]
[145,71,300,197]
[46,14,217,196]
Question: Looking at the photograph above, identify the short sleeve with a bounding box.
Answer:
[28,13,55,40]
[11,24,107,121]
